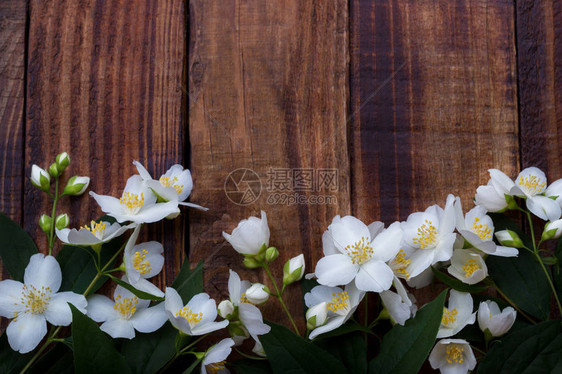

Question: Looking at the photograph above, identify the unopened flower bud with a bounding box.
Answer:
[245,283,269,305]
[542,219,562,240]
[477,300,516,337]
[265,247,279,263]
[39,214,52,234]
[48,163,60,178]
[218,300,235,319]
[55,152,70,173]
[495,230,524,248]
[283,254,305,286]
[63,176,90,196]
[306,302,328,330]
[31,165,50,192]
[55,214,69,230]
[243,256,261,269]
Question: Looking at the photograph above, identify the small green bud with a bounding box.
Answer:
[39,215,52,234]
[193,352,205,360]
[542,219,562,241]
[55,213,69,230]
[495,230,524,248]
[218,300,235,319]
[63,176,90,196]
[31,165,51,192]
[265,246,279,263]
[282,254,305,286]
[48,163,60,178]
[55,152,70,173]
[504,195,519,210]
[306,302,327,330]
[243,256,261,269]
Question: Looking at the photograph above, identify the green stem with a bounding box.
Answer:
[263,264,300,335]
[18,327,62,374]
[234,347,268,360]
[493,284,535,324]
[471,345,486,355]
[48,178,60,255]
[525,211,537,250]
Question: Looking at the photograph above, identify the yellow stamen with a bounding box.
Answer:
[114,294,138,319]
[345,237,373,265]
[517,174,546,194]
[159,176,184,195]
[176,306,203,328]
[327,291,349,314]
[393,249,411,278]
[120,191,145,213]
[442,307,458,325]
[471,217,492,240]
[19,284,51,315]
[462,259,479,277]
[207,361,226,374]
[240,293,253,305]
[446,345,464,364]
[132,249,152,275]
[413,220,437,249]
[81,220,107,239]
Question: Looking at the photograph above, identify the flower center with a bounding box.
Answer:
[114,294,138,319]
[471,217,492,240]
[207,361,226,374]
[345,237,373,265]
[17,284,51,318]
[120,191,145,214]
[159,176,184,195]
[441,307,458,326]
[517,174,546,195]
[462,259,480,277]
[392,249,411,278]
[132,249,152,275]
[176,306,203,328]
[82,220,106,239]
[446,345,464,364]
[240,293,254,305]
[327,291,350,315]
[413,220,438,249]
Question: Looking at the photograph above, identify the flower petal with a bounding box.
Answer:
[527,195,561,221]
[322,230,339,256]
[191,320,229,336]
[493,245,519,257]
[130,303,168,333]
[329,216,371,253]
[24,254,62,292]
[100,318,136,339]
[239,303,271,337]
[203,338,235,366]
[44,292,87,326]
[135,201,180,224]
[0,280,23,318]
[315,254,358,287]
[86,294,117,322]
[355,261,394,292]
[308,316,345,340]
[89,192,125,217]
[370,221,402,262]
[228,270,242,304]
[6,313,47,353]
[133,160,153,180]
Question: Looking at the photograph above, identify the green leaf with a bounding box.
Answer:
[488,213,551,320]
[478,320,562,373]
[369,289,447,374]
[232,359,273,374]
[29,343,74,374]
[553,237,562,307]
[71,304,132,374]
[171,260,204,302]
[313,319,373,340]
[260,322,347,374]
[431,266,488,293]
[0,333,35,374]
[0,212,38,281]
[315,332,367,374]
[109,275,164,301]
[121,323,177,374]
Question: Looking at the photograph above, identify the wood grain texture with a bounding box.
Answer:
[188,0,350,328]
[517,0,562,178]
[350,0,519,303]
[24,0,186,288]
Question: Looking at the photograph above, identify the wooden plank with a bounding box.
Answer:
[350,0,519,303]
[24,0,186,288]
[188,0,350,328]
[517,0,562,177]
[0,0,26,224]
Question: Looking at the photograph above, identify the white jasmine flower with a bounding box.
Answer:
[511,167,561,221]
[0,254,87,353]
[244,283,269,305]
[454,199,518,257]
[400,195,457,279]
[315,216,403,292]
[133,161,207,210]
[304,283,364,339]
[165,288,228,336]
[227,270,270,340]
[438,290,476,338]
[429,339,476,374]
[447,249,488,285]
[201,338,235,374]
[222,211,270,256]
[90,175,179,224]
[56,220,134,246]
[477,300,516,337]
[86,282,167,339]
[475,169,516,212]
[380,278,416,325]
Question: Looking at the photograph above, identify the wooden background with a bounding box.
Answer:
[1,0,561,332]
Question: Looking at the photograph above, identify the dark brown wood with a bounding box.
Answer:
[350,0,519,304]
[517,0,562,179]
[188,0,350,328]
[23,0,187,289]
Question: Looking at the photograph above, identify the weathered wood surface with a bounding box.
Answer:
[517,0,562,179]
[188,0,350,327]
[350,0,519,305]
[23,0,187,288]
